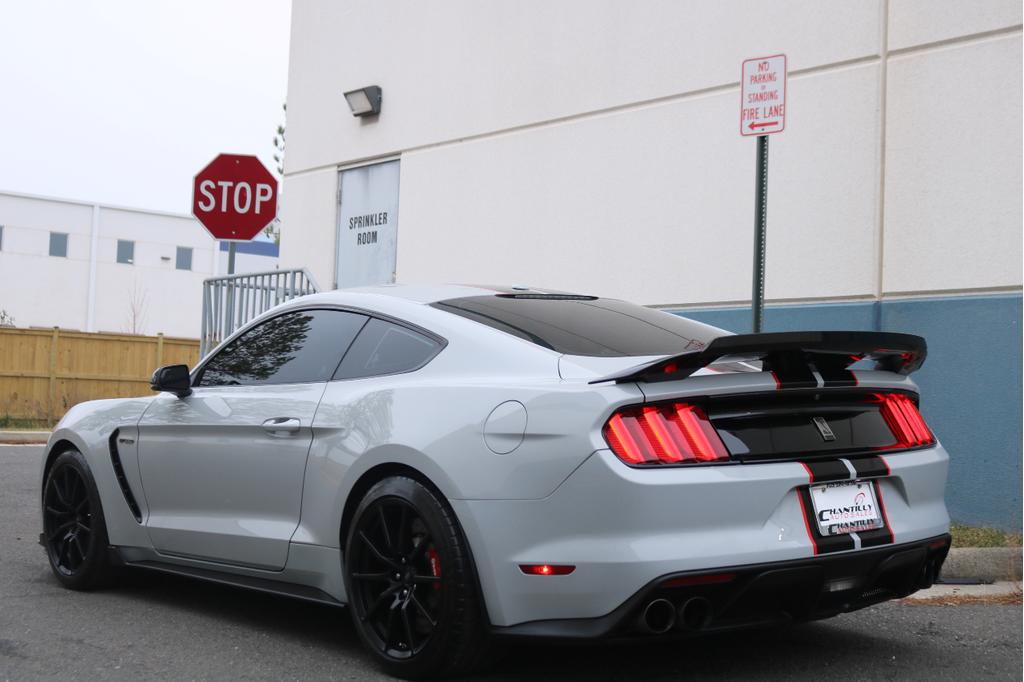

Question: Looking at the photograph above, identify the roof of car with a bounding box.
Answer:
[301,283,586,305]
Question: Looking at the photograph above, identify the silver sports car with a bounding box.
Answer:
[40,284,950,678]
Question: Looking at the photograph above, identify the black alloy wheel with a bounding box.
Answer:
[42,450,111,589]
[349,498,442,657]
[345,476,491,679]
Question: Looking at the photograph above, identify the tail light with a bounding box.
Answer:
[603,402,729,465]
[876,393,934,447]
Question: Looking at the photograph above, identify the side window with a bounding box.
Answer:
[334,318,442,380]
[198,309,368,387]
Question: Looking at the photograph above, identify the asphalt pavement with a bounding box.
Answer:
[2,445,1020,681]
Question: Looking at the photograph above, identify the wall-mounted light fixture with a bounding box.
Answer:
[343,85,382,117]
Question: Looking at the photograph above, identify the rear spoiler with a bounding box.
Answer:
[589,331,927,385]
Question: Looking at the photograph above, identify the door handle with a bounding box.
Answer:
[261,417,301,434]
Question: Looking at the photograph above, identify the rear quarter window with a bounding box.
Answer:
[334,318,443,380]
[431,295,721,357]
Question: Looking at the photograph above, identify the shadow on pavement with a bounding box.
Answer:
[113,568,356,648]
[105,567,894,681]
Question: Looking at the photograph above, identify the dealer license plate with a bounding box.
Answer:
[809,480,882,536]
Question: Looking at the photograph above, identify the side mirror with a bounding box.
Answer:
[150,364,193,398]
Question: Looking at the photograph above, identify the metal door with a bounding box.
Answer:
[335,160,400,289]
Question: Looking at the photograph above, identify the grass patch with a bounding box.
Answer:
[951,524,1022,548]
[0,416,54,430]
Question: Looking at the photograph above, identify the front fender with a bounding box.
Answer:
[42,397,155,549]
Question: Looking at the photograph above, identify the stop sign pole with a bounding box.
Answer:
[740,55,786,333]
[192,154,279,275]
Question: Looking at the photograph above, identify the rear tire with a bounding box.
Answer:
[344,476,492,679]
[42,449,113,590]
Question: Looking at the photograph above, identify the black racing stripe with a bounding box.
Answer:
[850,456,889,479]
[803,459,851,483]
[858,527,894,547]
[818,366,857,387]
[816,532,857,553]
[797,487,857,555]
[772,364,817,389]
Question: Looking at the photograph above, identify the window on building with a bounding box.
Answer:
[175,246,193,271]
[116,240,135,265]
[49,232,68,258]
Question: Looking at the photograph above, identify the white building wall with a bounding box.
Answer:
[0,192,279,338]
[882,32,1022,294]
[279,0,1022,307]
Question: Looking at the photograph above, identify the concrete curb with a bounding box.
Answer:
[904,580,1020,601]
[941,547,1022,582]
[0,430,50,444]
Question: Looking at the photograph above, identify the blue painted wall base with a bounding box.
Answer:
[673,294,1022,531]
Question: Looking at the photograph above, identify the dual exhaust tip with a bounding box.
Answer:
[639,597,713,635]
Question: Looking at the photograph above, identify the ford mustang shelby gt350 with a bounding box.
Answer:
[40,284,950,678]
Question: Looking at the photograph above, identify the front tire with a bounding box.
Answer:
[344,476,491,679]
[42,449,112,590]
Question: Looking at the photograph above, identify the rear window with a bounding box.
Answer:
[431,295,722,357]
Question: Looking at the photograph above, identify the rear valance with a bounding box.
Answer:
[589,331,927,385]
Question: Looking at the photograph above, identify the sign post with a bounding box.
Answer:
[192,154,279,275]
[740,54,786,333]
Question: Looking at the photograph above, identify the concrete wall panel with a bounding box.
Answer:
[276,167,338,287]
[883,35,1023,294]
[396,64,880,306]
[889,0,1022,50]
[286,0,882,173]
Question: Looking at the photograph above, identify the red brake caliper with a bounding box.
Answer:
[427,547,442,591]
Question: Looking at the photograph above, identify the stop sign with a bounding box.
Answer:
[192,154,278,241]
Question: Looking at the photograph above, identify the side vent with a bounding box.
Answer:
[108,429,143,523]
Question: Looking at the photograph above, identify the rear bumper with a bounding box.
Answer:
[453,445,950,628]
[492,534,951,640]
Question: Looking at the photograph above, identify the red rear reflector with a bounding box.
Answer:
[876,393,934,448]
[661,572,736,588]
[603,402,729,465]
[519,564,575,576]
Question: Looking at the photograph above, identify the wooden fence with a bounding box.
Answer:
[0,327,200,423]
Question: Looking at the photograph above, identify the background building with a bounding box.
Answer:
[278,1,1022,529]
[0,190,279,338]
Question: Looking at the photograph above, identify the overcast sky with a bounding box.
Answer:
[0,0,291,215]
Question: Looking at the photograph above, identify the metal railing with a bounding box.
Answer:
[200,268,320,357]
